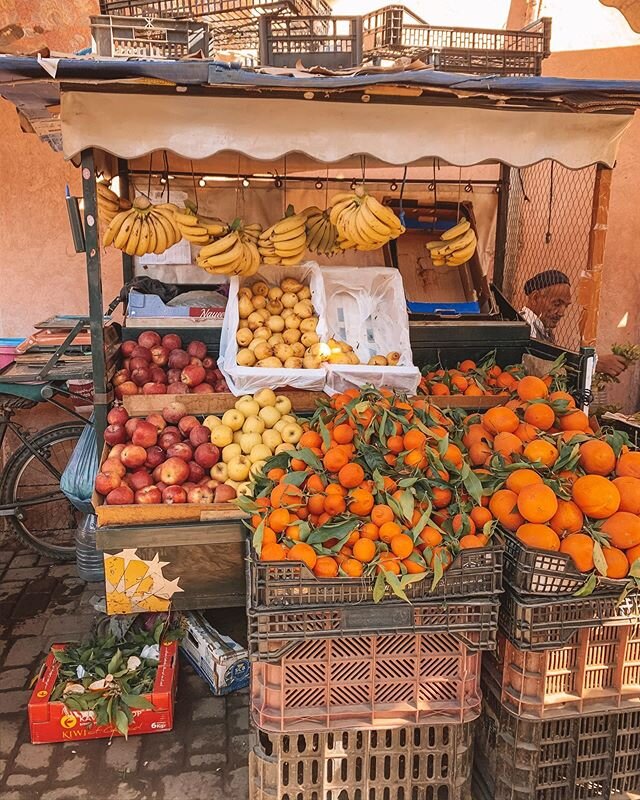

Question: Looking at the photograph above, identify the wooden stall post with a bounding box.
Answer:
[492,163,511,292]
[81,149,109,455]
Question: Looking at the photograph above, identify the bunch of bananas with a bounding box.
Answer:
[304,207,340,256]
[195,228,260,276]
[427,218,477,267]
[238,222,263,247]
[175,201,228,245]
[329,188,405,252]
[97,183,131,225]
[258,206,307,265]
[103,198,182,256]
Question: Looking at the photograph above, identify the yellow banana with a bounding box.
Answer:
[263,256,281,265]
[184,232,211,245]
[272,214,306,236]
[441,218,470,241]
[97,183,119,204]
[329,191,358,207]
[175,211,199,227]
[360,196,394,239]
[363,194,403,235]
[281,253,305,266]
[104,209,132,248]
[200,238,244,267]
[146,214,157,254]
[124,215,142,256]
[150,210,176,250]
[198,232,240,259]
[135,217,151,256]
[149,214,168,254]
[274,231,307,253]
[445,240,477,265]
[440,228,476,255]
[113,210,137,250]
[152,206,181,242]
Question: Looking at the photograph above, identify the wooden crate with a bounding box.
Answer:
[96,519,247,612]
[123,389,324,417]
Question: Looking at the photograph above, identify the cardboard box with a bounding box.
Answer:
[180,612,249,695]
[126,289,226,326]
[28,641,178,744]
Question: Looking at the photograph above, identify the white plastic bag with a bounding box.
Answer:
[218,262,329,395]
[320,266,420,395]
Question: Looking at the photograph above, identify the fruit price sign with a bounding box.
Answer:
[104,550,183,615]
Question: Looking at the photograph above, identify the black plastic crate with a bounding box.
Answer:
[475,672,640,800]
[248,597,499,659]
[503,531,629,598]
[258,15,363,69]
[499,586,640,651]
[250,722,475,800]
[248,537,503,610]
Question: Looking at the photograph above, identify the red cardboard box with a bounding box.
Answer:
[28,641,178,744]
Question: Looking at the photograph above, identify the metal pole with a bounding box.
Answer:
[117,157,134,293]
[492,163,510,292]
[81,149,109,457]
[580,165,612,348]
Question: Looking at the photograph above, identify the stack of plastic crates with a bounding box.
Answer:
[473,530,640,799]
[247,540,503,799]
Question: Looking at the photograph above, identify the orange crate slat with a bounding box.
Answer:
[485,627,640,720]
[251,631,481,733]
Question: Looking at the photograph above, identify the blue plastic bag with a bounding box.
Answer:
[60,419,99,514]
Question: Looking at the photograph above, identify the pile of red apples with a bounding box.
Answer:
[96,402,237,506]
[113,330,229,398]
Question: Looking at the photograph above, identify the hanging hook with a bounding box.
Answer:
[464,181,473,193]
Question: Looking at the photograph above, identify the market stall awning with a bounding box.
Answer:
[2,55,640,167]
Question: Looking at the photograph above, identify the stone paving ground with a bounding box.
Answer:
[0,545,249,800]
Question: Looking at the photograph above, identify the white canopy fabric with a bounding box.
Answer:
[61,90,632,168]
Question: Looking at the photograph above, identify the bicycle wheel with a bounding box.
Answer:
[1,423,85,561]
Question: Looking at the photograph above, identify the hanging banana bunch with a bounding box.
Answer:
[303,206,340,256]
[238,222,263,246]
[329,187,404,252]
[258,205,307,265]
[96,183,131,226]
[195,222,260,276]
[427,218,477,266]
[103,197,182,256]
[174,200,228,245]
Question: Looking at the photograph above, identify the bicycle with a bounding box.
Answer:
[0,381,90,561]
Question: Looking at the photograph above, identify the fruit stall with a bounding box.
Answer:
[3,55,640,794]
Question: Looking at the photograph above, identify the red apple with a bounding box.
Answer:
[168,349,190,370]
[158,429,182,451]
[125,418,142,439]
[178,415,200,435]
[101,457,127,477]
[193,383,215,394]
[120,445,148,469]
[162,401,187,425]
[181,365,205,388]
[167,442,193,462]
[131,345,152,362]
[131,367,152,387]
[215,484,237,502]
[188,461,205,483]
[107,406,129,426]
[167,382,189,394]
[142,382,167,395]
[202,356,215,369]
[167,368,182,384]
[162,485,187,504]
[106,485,134,505]
[135,485,162,504]
[95,471,121,495]
[129,357,150,373]
[194,443,220,469]
[123,359,131,372]
[162,333,182,351]
[150,345,169,366]
[108,444,125,461]
[214,381,228,393]
[121,340,137,358]
[189,357,203,368]
[150,366,168,385]
[182,481,196,493]
[146,413,167,433]
[206,478,220,491]
[112,370,130,388]
[159,457,190,486]
[189,425,210,447]
[137,331,161,350]
[129,468,154,491]
[204,368,217,384]
[104,424,127,446]
[115,381,138,399]
[145,446,165,469]
[153,464,164,482]
[156,481,167,492]
[188,485,214,504]
[188,340,207,360]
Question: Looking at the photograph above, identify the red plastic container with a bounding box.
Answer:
[251,631,481,733]
[28,642,178,744]
[485,627,640,720]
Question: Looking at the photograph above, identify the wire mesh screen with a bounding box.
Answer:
[501,161,596,353]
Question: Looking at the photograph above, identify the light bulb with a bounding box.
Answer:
[199,178,206,187]
[390,182,398,191]
[315,180,323,190]
[242,177,250,188]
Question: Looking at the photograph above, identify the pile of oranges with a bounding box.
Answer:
[244,387,496,597]
[455,374,640,581]
[420,358,534,397]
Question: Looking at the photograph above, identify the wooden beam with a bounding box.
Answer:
[580,166,612,348]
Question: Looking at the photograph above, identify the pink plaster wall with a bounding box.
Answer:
[0,0,122,340]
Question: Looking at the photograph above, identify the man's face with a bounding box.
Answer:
[529,283,572,330]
